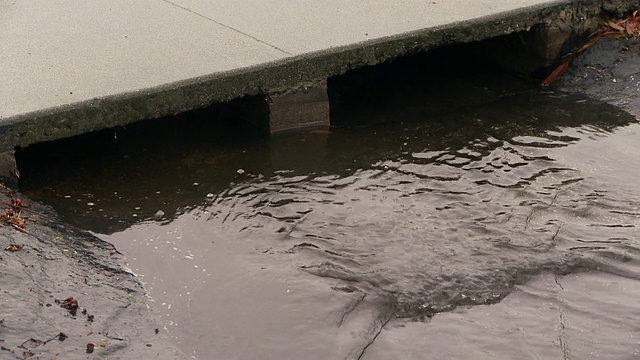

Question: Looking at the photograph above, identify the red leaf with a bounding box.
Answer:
[309,129,331,135]
[577,34,602,53]
[541,61,570,85]
[626,19,639,34]
[607,20,626,32]
[600,29,623,38]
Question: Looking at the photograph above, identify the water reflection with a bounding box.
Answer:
[18,90,632,235]
[17,73,640,359]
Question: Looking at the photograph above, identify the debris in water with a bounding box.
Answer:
[18,338,42,349]
[0,183,27,232]
[154,210,165,220]
[56,296,79,316]
[542,9,640,85]
[309,129,332,135]
[541,62,571,85]
[22,349,34,357]
[4,244,23,252]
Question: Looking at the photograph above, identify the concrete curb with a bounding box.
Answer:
[0,1,578,153]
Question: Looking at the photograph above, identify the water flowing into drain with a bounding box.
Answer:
[16,63,640,359]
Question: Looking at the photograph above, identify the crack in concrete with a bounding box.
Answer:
[355,311,394,360]
[549,191,560,207]
[161,0,293,56]
[555,276,569,359]
[525,184,576,231]
[284,210,314,238]
[524,210,533,230]
[338,292,367,328]
[551,222,564,243]
[554,276,565,291]
[558,307,569,360]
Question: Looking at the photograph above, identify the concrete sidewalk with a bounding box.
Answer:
[0,0,576,153]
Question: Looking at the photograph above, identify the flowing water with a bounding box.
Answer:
[17,60,640,359]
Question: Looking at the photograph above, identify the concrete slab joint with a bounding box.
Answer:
[268,82,330,133]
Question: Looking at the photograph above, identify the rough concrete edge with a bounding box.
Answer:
[0,195,190,359]
[0,0,574,153]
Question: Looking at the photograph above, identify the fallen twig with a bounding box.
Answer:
[542,9,640,85]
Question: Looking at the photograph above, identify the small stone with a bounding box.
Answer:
[236,169,245,174]
[154,210,165,220]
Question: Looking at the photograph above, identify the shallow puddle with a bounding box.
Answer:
[18,58,640,359]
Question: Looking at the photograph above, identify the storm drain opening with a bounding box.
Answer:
[327,25,583,127]
[16,94,270,230]
[17,94,269,168]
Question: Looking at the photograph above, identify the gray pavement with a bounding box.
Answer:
[0,0,569,151]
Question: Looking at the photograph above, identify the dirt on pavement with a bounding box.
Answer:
[0,191,187,360]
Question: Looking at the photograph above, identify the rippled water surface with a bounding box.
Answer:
[19,73,640,358]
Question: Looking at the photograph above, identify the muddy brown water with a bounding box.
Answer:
[18,57,640,359]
